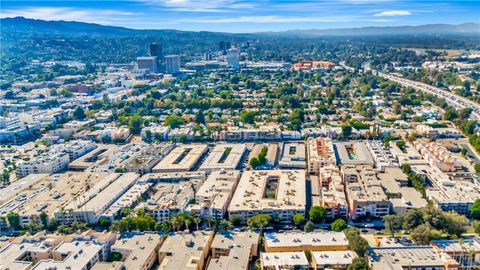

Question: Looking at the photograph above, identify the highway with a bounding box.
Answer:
[378,72,480,120]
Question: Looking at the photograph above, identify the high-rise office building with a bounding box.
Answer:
[149,43,164,72]
[137,56,158,73]
[149,43,163,58]
[165,55,181,74]
[226,48,240,70]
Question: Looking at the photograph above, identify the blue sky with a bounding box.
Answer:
[1,0,479,32]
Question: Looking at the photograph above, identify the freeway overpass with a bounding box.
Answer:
[378,72,480,120]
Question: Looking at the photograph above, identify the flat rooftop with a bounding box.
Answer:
[140,171,206,183]
[0,174,49,204]
[140,178,202,211]
[368,246,456,269]
[228,170,306,212]
[158,231,213,270]
[196,170,241,211]
[334,141,374,165]
[15,172,116,217]
[111,233,162,270]
[345,167,388,203]
[153,144,208,172]
[65,173,138,213]
[102,182,152,218]
[199,144,246,171]
[279,142,306,168]
[32,241,104,270]
[68,144,117,170]
[207,231,259,270]
[312,250,357,266]
[0,241,54,270]
[264,231,348,250]
[432,238,480,253]
[261,252,308,267]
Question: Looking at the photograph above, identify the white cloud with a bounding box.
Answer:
[374,10,412,16]
[0,7,136,24]
[138,0,255,12]
[184,15,388,24]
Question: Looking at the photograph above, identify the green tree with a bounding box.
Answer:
[39,211,49,229]
[73,107,86,120]
[348,257,370,270]
[98,218,112,229]
[165,115,186,128]
[444,107,459,120]
[342,125,352,139]
[410,223,441,245]
[304,221,314,232]
[309,206,326,223]
[395,140,406,150]
[229,214,243,226]
[402,209,424,231]
[383,215,403,238]
[331,219,347,232]
[128,114,143,134]
[442,211,468,236]
[470,198,480,219]
[292,213,305,227]
[344,228,369,257]
[247,214,272,230]
[473,220,480,234]
[240,110,257,124]
[249,157,261,169]
[219,220,234,231]
[6,212,21,230]
[108,252,123,262]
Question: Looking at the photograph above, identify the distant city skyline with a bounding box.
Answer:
[1,0,479,33]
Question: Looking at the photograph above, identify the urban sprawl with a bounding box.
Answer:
[1,40,480,270]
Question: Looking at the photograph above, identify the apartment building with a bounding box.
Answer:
[110,233,163,270]
[228,170,306,223]
[414,140,463,172]
[207,231,260,270]
[431,238,480,270]
[342,166,390,220]
[368,246,459,270]
[195,170,241,219]
[199,144,246,173]
[366,140,398,171]
[260,252,309,270]
[315,165,348,219]
[307,137,336,176]
[138,178,202,221]
[17,152,70,177]
[377,168,427,214]
[152,144,208,172]
[158,231,214,270]
[32,240,107,270]
[12,173,114,226]
[55,173,139,225]
[263,231,349,252]
[312,251,357,270]
[279,142,306,169]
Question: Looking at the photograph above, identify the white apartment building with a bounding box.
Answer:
[17,152,70,177]
[228,170,306,223]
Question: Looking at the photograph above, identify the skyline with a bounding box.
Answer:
[1,0,479,33]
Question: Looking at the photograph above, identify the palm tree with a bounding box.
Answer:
[184,219,192,233]
[193,215,202,231]
[171,215,182,232]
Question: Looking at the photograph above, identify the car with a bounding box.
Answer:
[283,225,294,230]
[265,226,274,231]
[375,230,382,234]
[361,229,369,233]
[233,228,241,233]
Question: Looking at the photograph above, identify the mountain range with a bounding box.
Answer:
[1,17,479,38]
